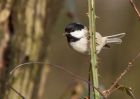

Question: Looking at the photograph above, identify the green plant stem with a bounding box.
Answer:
[88,0,100,99]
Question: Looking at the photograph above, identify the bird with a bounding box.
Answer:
[64,22,125,55]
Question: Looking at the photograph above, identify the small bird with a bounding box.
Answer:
[64,22,125,55]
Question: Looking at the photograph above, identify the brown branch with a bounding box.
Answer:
[130,51,140,63]
[104,63,133,97]
[129,0,140,20]
[102,1,140,97]
[103,51,140,97]
[102,0,140,98]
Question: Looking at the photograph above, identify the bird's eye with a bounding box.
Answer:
[71,29,74,32]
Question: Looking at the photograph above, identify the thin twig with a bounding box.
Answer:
[130,51,140,63]
[106,63,132,95]
[129,0,140,20]
[9,62,106,98]
[103,0,140,97]
[92,0,140,98]
[8,85,25,99]
[104,51,140,97]
[0,79,25,99]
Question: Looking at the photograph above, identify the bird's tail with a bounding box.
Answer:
[106,33,126,44]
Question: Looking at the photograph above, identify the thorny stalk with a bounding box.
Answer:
[88,0,100,99]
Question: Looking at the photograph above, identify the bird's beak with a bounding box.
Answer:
[63,33,68,36]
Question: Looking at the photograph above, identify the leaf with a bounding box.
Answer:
[125,87,136,99]
[114,84,136,99]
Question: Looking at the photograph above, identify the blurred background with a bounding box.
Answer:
[0,0,140,99]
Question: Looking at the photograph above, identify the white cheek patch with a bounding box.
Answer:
[70,29,86,38]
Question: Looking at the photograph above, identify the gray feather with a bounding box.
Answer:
[106,33,125,44]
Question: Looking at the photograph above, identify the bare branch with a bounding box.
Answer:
[102,1,140,97]
[129,0,140,20]
[8,85,25,99]
[103,51,140,97]
[0,79,25,99]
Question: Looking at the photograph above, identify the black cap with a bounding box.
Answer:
[65,22,84,33]
[64,23,84,42]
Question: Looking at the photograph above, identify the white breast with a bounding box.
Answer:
[70,37,89,54]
